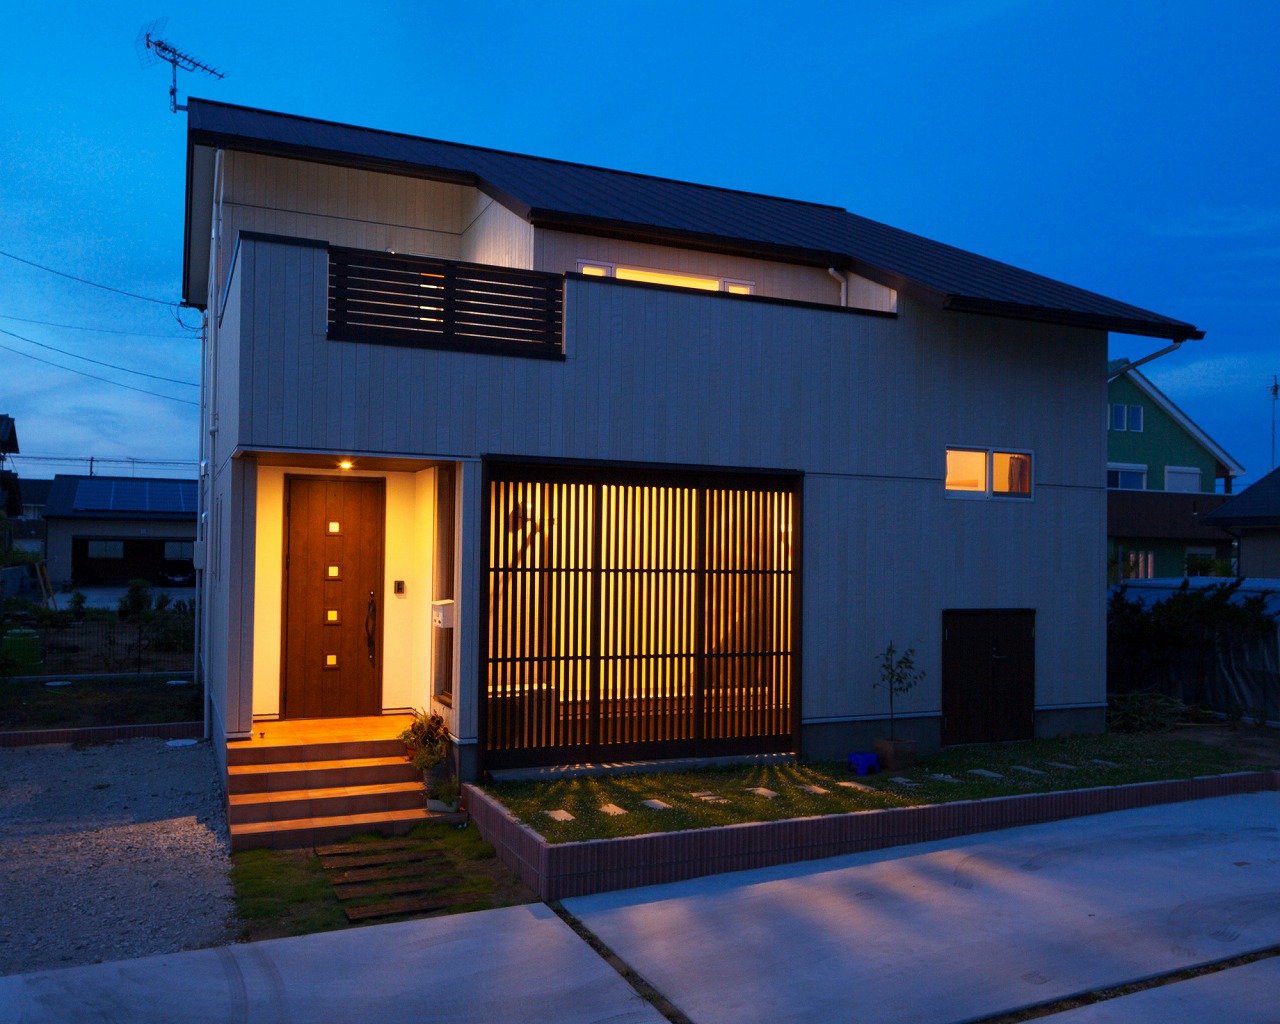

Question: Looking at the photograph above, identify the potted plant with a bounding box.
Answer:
[874,642,924,770]
[400,707,451,794]
[427,776,462,813]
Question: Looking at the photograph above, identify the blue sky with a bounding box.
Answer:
[2,1,1277,484]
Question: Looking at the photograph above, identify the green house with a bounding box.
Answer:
[1107,364,1244,579]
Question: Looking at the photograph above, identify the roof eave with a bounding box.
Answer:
[943,295,1205,342]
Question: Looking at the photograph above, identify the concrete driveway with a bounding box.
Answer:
[565,792,1280,1024]
[3,793,1278,1023]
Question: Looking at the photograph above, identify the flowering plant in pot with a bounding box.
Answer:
[400,708,451,793]
[873,642,924,770]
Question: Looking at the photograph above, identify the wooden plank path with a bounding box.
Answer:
[315,837,476,923]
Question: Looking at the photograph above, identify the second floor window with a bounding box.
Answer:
[946,448,1033,499]
[1107,465,1147,490]
[578,261,754,295]
[1110,404,1143,431]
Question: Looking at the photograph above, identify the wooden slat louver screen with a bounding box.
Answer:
[484,465,797,770]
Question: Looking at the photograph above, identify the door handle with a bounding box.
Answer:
[366,591,377,663]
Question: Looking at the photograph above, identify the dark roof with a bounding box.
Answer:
[185,99,1203,342]
[1204,466,1280,527]
[43,475,198,521]
[0,415,17,454]
[16,477,51,509]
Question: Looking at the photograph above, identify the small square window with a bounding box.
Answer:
[945,449,987,492]
[328,521,341,534]
[325,609,340,624]
[327,565,341,579]
[325,654,338,668]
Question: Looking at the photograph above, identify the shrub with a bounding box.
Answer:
[1107,692,1189,733]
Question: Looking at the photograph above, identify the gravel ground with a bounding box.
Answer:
[0,738,235,977]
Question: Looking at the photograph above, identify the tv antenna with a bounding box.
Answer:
[136,20,224,113]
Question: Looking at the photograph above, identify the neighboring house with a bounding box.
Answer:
[183,99,1206,792]
[1204,465,1280,577]
[10,478,52,556]
[1106,363,1242,579]
[42,475,197,588]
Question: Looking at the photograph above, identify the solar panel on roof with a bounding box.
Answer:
[72,478,197,514]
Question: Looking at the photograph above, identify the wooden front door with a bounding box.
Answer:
[282,476,385,718]
[942,609,1035,745]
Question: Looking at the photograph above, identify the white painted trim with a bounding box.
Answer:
[1122,368,1245,477]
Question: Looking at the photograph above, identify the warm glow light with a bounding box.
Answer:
[580,265,608,277]
[726,282,753,295]
[325,654,338,667]
[328,565,340,577]
[945,449,987,492]
[326,609,339,622]
[339,460,354,470]
[616,267,720,291]
[328,521,341,533]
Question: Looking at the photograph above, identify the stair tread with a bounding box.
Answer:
[229,781,424,806]
[230,807,433,837]
[229,756,411,775]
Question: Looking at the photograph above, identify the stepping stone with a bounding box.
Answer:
[691,791,730,804]
[600,803,628,816]
[1046,762,1077,770]
[745,787,779,799]
[889,777,920,787]
[1011,765,1045,775]
[969,769,1005,779]
[838,780,872,791]
[166,739,197,748]
[44,680,72,688]
[641,799,671,811]
[1091,758,1121,768]
[544,809,575,822]
[929,773,959,783]
[796,784,829,795]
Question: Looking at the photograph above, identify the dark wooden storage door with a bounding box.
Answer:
[942,610,1035,745]
[282,477,385,718]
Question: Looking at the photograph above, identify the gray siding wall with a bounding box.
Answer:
[228,236,1108,728]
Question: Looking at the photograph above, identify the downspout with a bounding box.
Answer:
[827,267,847,307]
[1106,339,1185,381]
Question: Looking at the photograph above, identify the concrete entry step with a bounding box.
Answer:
[228,781,426,825]
[229,807,454,852]
[227,755,418,794]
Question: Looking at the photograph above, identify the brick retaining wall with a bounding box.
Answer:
[465,771,1280,902]
[0,722,204,747]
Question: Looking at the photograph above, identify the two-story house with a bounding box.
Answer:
[1106,363,1242,580]
[182,100,1207,846]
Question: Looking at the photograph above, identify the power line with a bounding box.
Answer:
[0,248,174,307]
[9,453,196,469]
[0,326,197,387]
[0,340,199,407]
[0,312,190,339]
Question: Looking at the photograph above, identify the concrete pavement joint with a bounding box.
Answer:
[974,943,1280,1023]
[548,901,695,1024]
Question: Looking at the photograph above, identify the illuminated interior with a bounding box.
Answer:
[485,472,794,764]
[578,261,754,295]
[946,449,987,492]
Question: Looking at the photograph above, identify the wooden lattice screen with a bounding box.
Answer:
[483,464,799,770]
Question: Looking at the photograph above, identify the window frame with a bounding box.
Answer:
[1127,405,1143,432]
[945,446,1035,501]
[577,259,755,295]
[1106,463,1147,490]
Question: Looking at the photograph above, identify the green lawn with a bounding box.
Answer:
[229,820,535,942]
[482,733,1252,844]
